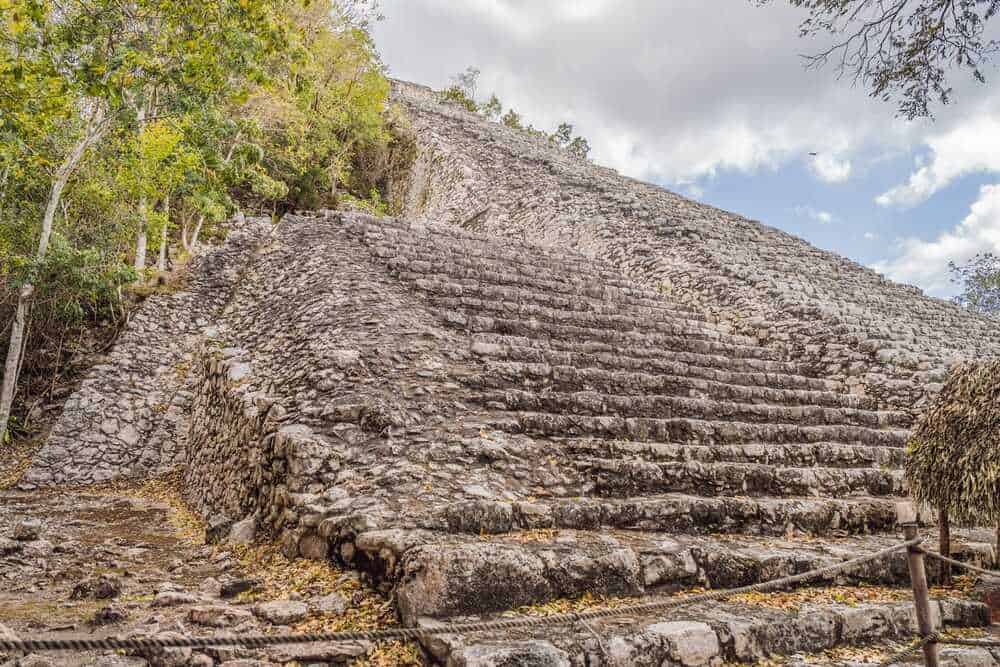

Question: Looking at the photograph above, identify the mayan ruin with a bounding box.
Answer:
[4,2,1000,666]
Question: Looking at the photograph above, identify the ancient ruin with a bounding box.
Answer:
[10,81,1000,665]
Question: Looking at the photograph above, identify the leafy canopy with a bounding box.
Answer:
[759,0,1000,119]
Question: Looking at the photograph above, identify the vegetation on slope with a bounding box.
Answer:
[0,0,414,444]
[905,358,1000,582]
[438,66,592,160]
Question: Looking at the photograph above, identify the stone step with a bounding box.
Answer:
[372,235,659,297]
[351,217,629,282]
[468,360,880,411]
[489,412,910,448]
[456,313,789,363]
[576,457,904,498]
[561,438,907,469]
[390,257,698,319]
[423,492,901,537]
[363,221,678,299]
[405,272,710,327]
[349,527,944,624]
[470,334,839,392]
[480,388,909,429]
[426,595,990,667]
[431,295,750,347]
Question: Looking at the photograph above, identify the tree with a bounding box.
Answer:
[501,109,524,130]
[760,0,1000,119]
[0,0,290,443]
[436,70,593,160]
[453,66,481,100]
[949,252,1000,315]
[551,122,574,147]
[567,136,592,159]
[0,2,115,445]
[1,0,400,447]
[480,94,503,120]
[905,359,1000,583]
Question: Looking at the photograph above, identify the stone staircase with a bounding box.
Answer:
[390,79,1000,414]
[183,211,994,665]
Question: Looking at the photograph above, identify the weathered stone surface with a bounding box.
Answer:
[91,603,129,625]
[128,631,192,667]
[939,648,1000,666]
[187,605,253,628]
[646,621,721,667]
[264,641,371,663]
[12,518,41,541]
[253,600,309,625]
[391,79,1000,413]
[92,656,149,667]
[450,641,571,667]
[227,517,257,545]
[151,591,200,607]
[21,217,272,486]
[0,622,17,642]
[310,592,347,615]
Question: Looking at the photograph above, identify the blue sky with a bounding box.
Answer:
[373,0,1000,299]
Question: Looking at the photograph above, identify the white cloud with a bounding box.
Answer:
[374,0,898,186]
[876,110,1000,208]
[864,232,879,240]
[808,154,852,183]
[795,205,833,224]
[872,183,1000,296]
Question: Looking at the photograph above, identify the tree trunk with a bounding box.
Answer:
[0,106,105,445]
[939,508,952,587]
[995,521,1000,569]
[180,210,191,252]
[157,193,169,272]
[190,214,205,248]
[0,286,33,444]
[134,195,148,273]
[133,103,148,274]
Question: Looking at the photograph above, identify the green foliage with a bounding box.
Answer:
[438,68,592,160]
[480,94,503,120]
[905,359,1000,526]
[949,252,1000,316]
[243,1,399,212]
[760,0,1000,119]
[0,0,402,437]
[501,109,524,130]
[437,86,479,113]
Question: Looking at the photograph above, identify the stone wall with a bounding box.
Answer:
[389,80,1000,411]
[183,343,338,553]
[21,218,271,488]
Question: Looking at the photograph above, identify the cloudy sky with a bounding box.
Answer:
[373,0,1000,298]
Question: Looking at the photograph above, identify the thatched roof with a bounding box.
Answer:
[904,358,1000,525]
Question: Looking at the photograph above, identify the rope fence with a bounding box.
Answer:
[920,548,1000,581]
[1,525,998,666]
[0,539,918,653]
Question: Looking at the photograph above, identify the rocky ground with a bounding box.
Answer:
[0,471,422,667]
[2,468,1000,666]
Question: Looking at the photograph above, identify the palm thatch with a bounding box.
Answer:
[904,358,1000,526]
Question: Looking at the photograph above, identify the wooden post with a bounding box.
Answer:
[898,503,940,667]
[939,508,951,586]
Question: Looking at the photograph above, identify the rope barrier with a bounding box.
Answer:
[878,632,939,667]
[919,548,1000,580]
[0,538,920,653]
[939,638,1000,648]
[878,633,1000,666]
